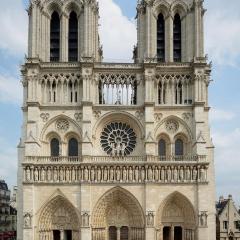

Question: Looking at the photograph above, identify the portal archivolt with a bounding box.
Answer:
[92,187,145,240]
[156,192,196,240]
[38,195,80,240]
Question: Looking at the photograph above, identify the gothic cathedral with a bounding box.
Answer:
[17,0,216,240]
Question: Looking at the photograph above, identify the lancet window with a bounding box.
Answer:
[159,139,166,157]
[50,138,60,157]
[175,139,184,156]
[173,14,182,62]
[98,74,137,105]
[50,11,60,62]
[68,12,78,62]
[157,13,165,62]
[68,138,78,157]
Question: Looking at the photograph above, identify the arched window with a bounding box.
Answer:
[175,139,184,156]
[50,138,60,157]
[173,14,181,62]
[157,14,165,62]
[120,226,129,240]
[109,226,117,240]
[68,138,78,157]
[159,139,166,157]
[50,11,60,62]
[68,12,78,62]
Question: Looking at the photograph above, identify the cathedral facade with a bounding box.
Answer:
[17,0,216,240]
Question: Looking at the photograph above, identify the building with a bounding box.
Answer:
[216,195,240,240]
[17,0,216,240]
[0,180,17,240]
[0,180,11,233]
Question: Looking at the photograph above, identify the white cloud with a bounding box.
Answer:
[99,0,137,62]
[210,109,235,122]
[0,74,22,104]
[205,0,240,66]
[0,0,28,56]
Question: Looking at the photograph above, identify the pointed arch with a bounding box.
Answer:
[38,194,80,240]
[157,191,196,228]
[92,187,145,228]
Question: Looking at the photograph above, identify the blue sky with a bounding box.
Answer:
[0,0,240,204]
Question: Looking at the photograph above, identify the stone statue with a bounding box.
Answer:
[129,167,133,182]
[53,168,58,182]
[72,168,76,182]
[59,168,64,181]
[91,167,95,182]
[24,214,31,228]
[109,167,114,181]
[148,166,153,181]
[179,167,184,181]
[34,168,39,181]
[154,166,159,181]
[200,167,206,182]
[161,167,165,182]
[193,167,198,181]
[135,166,139,182]
[122,167,127,182]
[97,167,102,182]
[141,167,145,182]
[167,167,171,182]
[103,167,108,182]
[66,168,70,182]
[116,167,121,181]
[84,167,89,181]
[173,168,178,182]
[47,168,51,181]
[26,167,31,182]
[186,167,191,181]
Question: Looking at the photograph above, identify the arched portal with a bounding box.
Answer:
[156,192,196,240]
[92,187,145,240]
[38,195,80,240]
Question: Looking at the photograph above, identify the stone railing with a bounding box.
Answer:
[24,155,207,164]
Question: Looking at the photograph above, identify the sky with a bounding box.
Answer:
[0,0,240,205]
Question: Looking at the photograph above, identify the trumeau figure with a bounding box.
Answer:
[18,0,216,239]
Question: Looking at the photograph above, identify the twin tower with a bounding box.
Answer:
[28,0,204,63]
[18,1,216,240]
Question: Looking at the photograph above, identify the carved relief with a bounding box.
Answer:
[24,164,208,184]
[40,113,50,122]
[135,110,144,120]
[24,213,32,229]
[56,119,69,132]
[199,211,208,227]
[74,113,82,122]
[165,119,179,133]
[93,110,101,119]
[146,211,154,227]
[182,112,192,122]
[81,212,90,227]
[154,113,163,122]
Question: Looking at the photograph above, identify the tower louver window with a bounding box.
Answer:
[50,11,60,62]
[173,14,181,62]
[157,14,165,62]
[68,12,78,62]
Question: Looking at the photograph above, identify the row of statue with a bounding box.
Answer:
[24,165,208,183]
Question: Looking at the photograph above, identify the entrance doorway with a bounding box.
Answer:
[163,227,171,240]
[109,226,117,240]
[53,230,60,240]
[174,227,182,240]
[65,230,72,240]
[120,226,129,240]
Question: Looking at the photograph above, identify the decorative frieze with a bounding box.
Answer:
[23,163,208,184]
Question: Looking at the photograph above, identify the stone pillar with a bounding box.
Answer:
[166,16,173,62]
[61,13,68,62]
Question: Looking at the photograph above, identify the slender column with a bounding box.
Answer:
[61,13,68,62]
[194,1,200,57]
[171,226,174,240]
[166,16,173,62]
[60,230,64,240]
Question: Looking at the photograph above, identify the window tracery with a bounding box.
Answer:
[100,122,137,156]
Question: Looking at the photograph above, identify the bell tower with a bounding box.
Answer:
[136,0,205,63]
[27,0,102,62]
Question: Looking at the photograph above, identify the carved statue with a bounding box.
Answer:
[24,214,31,228]
[154,166,159,181]
[84,167,89,181]
[135,166,139,182]
[66,168,70,182]
[167,167,171,182]
[173,168,178,182]
[91,167,95,182]
[34,168,39,181]
[116,167,121,181]
[141,167,145,182]
[129,167,133,182]
[109,167,114,181]
[200,167,206,182]
[26,168,31,182]
[47,168,51,181]
[186,167,191,181]
[193,167,198,181]
[59,168,64,181]
[148,167,153,181]
[97,167,102,182]
[72,168,76,182]
[122,167,127,182]
[103,167,108,182]
[179,167,184,181]
[161,167,165,182]
[53,168,58,182]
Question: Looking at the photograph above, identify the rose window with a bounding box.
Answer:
[100,122,137,156]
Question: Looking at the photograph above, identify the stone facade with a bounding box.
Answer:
[216,195,240,240]
[17,0,216,240]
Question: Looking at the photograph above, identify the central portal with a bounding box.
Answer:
[92,187,145,240]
